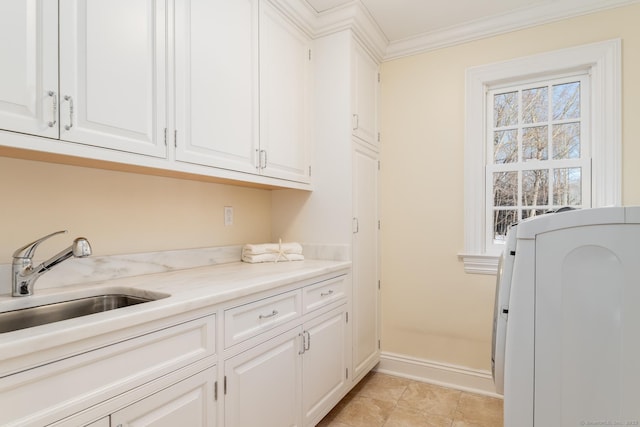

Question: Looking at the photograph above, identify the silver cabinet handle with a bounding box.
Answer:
[258,149,267,169]
[320,290,334,297]
[64,95,73,130]
[352,114,359,130]
[305,330,311,351]
[299,332,305,355]
[47,91,57,127]
[258,309,278,319]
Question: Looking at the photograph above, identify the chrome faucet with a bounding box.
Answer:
[12,230,92,297]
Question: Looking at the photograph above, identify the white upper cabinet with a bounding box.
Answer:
[0,0,58,139]
[259,1,311,183]
[0,0,315,188]
[59,0,167,158]
[171,0,312,184]
[174,0,259,173]
[351,41,379,150]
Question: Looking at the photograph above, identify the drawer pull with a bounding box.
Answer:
[258,309,279,319]
[320,290,334,297]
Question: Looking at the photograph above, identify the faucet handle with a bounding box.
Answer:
[72,237,92,257]
[12,230,68,259]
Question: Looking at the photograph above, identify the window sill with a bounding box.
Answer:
[458,253,499,275]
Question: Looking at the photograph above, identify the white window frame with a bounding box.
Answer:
[486,73,592,253]
[461,39,621,275]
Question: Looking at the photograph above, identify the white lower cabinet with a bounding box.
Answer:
[1,272,351,427]
[224,327,302,427]
[85,418,110,427]
[223,274,349,427]
[302,306,349,426]
[111,366,217,427]
[223,303,348,427]
[1,313,216,427]
[81,367,216,427]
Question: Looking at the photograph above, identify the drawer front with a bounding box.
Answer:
[0,314,215,427]
[225,290,301,348]
[303,276,346,314]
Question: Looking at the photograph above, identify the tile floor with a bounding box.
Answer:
[317,371,504,427]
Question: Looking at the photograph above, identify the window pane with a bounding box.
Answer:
[552,122,580,159]
[494,129,518,163]
[523,126,548,161]
[522,209,546,220]
[493,210,517,241]
[552,81,580,120]
[493,171,518,206]
[553,167,582,205]
[494,91,518,127]
[522,86,548,124]
[522,169,549,206]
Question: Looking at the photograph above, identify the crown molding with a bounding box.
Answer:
[268,0,388,62]
[270,0,638,62]
[384,0,640,61]
[313,1,388,62]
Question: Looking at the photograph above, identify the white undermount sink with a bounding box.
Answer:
[0,288,170,334]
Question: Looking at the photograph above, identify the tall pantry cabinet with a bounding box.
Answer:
[272,28,381,385]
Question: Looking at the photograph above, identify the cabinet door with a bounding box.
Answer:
[59,0,166,157]
[352,142,380,379]
[0,0,58,138]
[224,328,302,427]
[259,1,311,183]
[174,0,259,173]
[302,306,349,426]
[85,418,109,427]
[352,42,379,149]
[111,366,217,427]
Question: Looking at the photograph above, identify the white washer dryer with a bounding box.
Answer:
[493,206,640,427]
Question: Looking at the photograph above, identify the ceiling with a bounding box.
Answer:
[305,0,637,43]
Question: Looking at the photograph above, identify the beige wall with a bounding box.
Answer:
[379,3,640,371]
[0,157,272,264]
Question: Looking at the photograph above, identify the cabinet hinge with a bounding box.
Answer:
[309,165,311,177]
[163,128,167,146]
[174,129,178,148]
[345,312,348,323]
[378,220,381,230]
[377,72,380,83]
[377,132,381,143]
[346,368,349,379]
[378,280,381,290]
[308,49,312,61]
[214,380,218,401]
[224,376,227,395]
[378,339,381,350]
[377,160,381,170]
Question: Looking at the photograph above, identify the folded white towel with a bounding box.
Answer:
[241,240,304,263]
[242,242,303,255]
[242,253,305,263]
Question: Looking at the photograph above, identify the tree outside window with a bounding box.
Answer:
[488,76,590,243]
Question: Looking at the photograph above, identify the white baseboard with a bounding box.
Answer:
[375,351,503,399]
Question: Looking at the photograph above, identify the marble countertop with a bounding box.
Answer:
[0,259,351,376]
